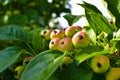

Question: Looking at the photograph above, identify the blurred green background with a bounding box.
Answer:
[0,0,71,29]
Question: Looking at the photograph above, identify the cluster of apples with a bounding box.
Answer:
[90,55,120,80]
[41,26,90,52]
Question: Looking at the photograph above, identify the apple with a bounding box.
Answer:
[61,56,73,66]
[91,55,110,73]
[29,2,36,6]
[14,66,24,79]
[65,26,82,37]
[63,27,68,31]
[41,29,52,40]
[75,26,82,30]
[13,10,20,15]
[23,57,33,67]
[58,37,74,52]
[72,31,90,48]
[49,38,61,50]
[50,29,65,39]
[106,68,120,80]
[108,19,113,24]
[5,10,12,16]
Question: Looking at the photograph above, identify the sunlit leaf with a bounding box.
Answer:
[31,28,48,53]
[105,0,120,28]
[83,27,96,44]
[79,2,113,34]
[75,46,109,65]
[64,13,85,26]
[116,41,120,51]
[79,2,102,14]
[87,13,113,34]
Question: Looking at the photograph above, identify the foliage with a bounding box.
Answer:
[0,0,70,28]
[0,0,120,80]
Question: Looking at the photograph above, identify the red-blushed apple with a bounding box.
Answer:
[23,57,33,67]
[108,19,113,24]
[106,68,120,80]
[63,27,68,31]
[50,29,65,39]
[49,38,61,50]
[65,26,82,37]
[41,29,52,40]
[58,37,74,52]
[75,26,82,30]
[91,55,110,73]
[72,31,90,48]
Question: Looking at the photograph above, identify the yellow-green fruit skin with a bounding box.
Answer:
[106,68,120,80]
[72,31,90,48]
[49,38,60,50]
[61,56,73,65]
[13,10,20,15]
[65,26,82,37]
[58,37,74,52]
[5,10,12,16]
[14,66,24,79]
[91,55,110,73]
[23,57,33,66]
[41,29,52,40]
[50,29,65,39]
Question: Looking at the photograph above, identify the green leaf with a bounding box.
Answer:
[21,50,64,80]
[83,27,96,44]
[0,25,30,42]
[0,46,22,73]
[87,13,113,34]
[63,13,85,26]
[79,2,113,34]
[75,46,109,64]
[111,28,120,41]
[105,0,120,28]
[59,63,93,80]
[79,2,102,14]
[31,28,48,53]
[112,37,120,41]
